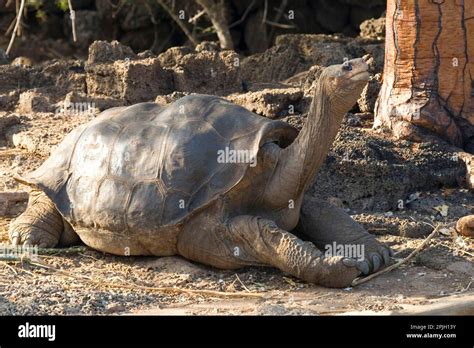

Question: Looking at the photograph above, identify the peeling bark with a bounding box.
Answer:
[375,0,474,150]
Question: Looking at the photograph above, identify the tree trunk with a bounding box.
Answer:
[375,0,474,151]
[196,0,234,50]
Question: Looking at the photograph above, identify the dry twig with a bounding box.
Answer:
[156,0,199,46]
[188,9,206,24]
[352,224,441,287]
[1,254,265,298]
[5,0,25,56]
[235,273,250,292]
[269,0,289,41]
[196,0,233,49]
[67,0,77,42]
[229,0,255,29]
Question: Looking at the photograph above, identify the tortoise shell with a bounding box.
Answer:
[23,95,298,233]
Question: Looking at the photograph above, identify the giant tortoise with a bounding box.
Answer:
[9,56,392,287]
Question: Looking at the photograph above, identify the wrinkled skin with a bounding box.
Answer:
[9,56,393,288]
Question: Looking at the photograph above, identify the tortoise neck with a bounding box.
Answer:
[272,82,346,206]
[291,82,344,192]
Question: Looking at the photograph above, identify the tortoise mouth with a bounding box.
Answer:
[349,69,370,82]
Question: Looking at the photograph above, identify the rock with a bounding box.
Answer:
[355,112,374,120]
[283,66,319,86]
[0,59,55,94]
[362,44,385,73]
[7,127,43,155]
[0,114,20,136]
[11,57,33,67]
[302,66,325,95]
[0,91,20,111]
[241,34,384,83]
[87,40,137,65]
[137,50,155,59]
[242,34,348,83]
[351,6,385,31]
[195,41,221,53]
[40,60,87,94]
[456,152,474,189]
[357,73,381,113]
[172,50,243,95]
[456,215,474,238]
[86,57,172,103]
[17,90,53,114]
[275,66,326,118]
[226,88,303,118]
[158,46,194,69]
[283,65,325,96]
[344,113,362,127]
[87,41,241,101]
[54,91,98,117]
[59,91,123,112]
[0,59,84,107]
[360,17,386,40]
[0,191,28,217]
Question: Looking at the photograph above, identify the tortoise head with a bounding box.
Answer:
[318,55,371,113]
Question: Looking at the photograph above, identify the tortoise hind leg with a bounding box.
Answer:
[177,214,360,288]
[8,190,80,248]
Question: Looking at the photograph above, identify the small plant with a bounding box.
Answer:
[56,0,69,11]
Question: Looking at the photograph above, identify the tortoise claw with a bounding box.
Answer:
[371,254,382,272]
[356,261,370,275]
[342,258,357,267]
[382,249,391,265]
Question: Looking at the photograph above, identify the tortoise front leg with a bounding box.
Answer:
[9,190,80,248]
[178,215,361,288]
[294,195,393,275]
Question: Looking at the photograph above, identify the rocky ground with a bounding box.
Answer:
[0,32,472,315]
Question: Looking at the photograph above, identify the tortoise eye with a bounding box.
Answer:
[342,61,352,71]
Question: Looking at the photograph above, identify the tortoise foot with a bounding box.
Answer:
[9,190,63,248]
